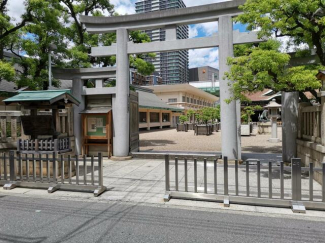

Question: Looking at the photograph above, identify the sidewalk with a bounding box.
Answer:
[0,157,325,219]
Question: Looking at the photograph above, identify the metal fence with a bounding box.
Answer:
[0,151,106,197]
[164,155,325,213]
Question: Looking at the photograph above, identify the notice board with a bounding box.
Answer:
[86,115,107,137]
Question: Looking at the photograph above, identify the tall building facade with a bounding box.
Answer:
[135,0,189,84]
[189,66,219,82]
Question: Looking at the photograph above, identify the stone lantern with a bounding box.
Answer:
[264,99,281,143]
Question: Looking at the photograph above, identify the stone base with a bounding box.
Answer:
[268,138,280,143]
[110,156,133,161]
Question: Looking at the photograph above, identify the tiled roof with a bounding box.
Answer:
[244,89,281,102]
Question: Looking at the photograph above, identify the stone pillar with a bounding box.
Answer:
[282,91,299,162]
[219,16,238,160]
[165,25,177,41]
[71,78,85,155]
[113,28,130,157]
[269,117,280,143]
[95,79,103,88]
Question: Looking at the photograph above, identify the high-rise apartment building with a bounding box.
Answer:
[135,0,189,84]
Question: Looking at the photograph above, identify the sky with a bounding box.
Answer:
[7,0,248,72]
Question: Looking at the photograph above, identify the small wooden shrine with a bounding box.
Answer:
[4,90,80,154]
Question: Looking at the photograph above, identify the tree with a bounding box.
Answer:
[0,0,49,81]
[60,1,155,74]
[13,0,66,90]
[1,0,156,90]
[237,0,325,66]
[225,40,322,102]
[187,109,195,123]
[211,106,220,122]
[241,105,262,124]
[179,115,187,124]
[0,60,15,82]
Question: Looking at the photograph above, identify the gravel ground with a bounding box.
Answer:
[140,127,282,153]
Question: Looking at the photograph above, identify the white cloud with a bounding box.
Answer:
[189,48,219,70]
[114,4,135,15]
[189,22,218,38]
[7,0,26,23]
[189,26,198,38]
[112,0,136,15]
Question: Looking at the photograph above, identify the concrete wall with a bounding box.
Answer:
[154,91,215,111]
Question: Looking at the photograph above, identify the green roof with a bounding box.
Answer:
[137,90,183,112]
[4,90,80,105]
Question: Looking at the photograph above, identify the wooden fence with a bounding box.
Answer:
[298,104,323,144]
[0,109,73,143]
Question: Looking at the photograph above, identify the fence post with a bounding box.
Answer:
[224,156,228,195]
[292,158,302,201]
[93,152,107,197]
[3,150,17,190]
[165,154,170,191]
[98,153,103,187]
[9,151,16,181]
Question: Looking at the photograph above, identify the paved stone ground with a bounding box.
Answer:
[140,127,282,153]
[1,157,324,218]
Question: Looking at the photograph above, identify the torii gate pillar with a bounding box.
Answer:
[219,16,240,160]
[113,28,130,157]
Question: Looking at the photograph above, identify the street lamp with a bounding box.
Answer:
[48,43,57,90]
[264,99,281,143]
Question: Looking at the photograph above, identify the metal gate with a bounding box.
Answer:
[129,91,139,152]
[0,151,106,196]
[164,154,325,212]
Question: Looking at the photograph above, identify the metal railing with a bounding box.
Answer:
[164,155,325,212]
[0,151,106,196]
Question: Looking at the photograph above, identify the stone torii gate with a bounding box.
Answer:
[80,0,263,159]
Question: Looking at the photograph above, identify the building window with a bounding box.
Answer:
[187,97,190,103]
[168,98,177,103]
[182,96,185,102]
[162,113,170,122]
[140,112,147,123]
[150,112,159,123]
[191,98,193,103]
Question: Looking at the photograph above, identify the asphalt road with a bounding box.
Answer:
[0,195,324,243]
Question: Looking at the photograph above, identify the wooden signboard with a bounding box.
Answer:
[86,115,107,138]
[82,112,112,157]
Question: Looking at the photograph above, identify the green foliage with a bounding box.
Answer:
[0,60,15,81]
[0,0,156,90]
[179,115,188,124]
[237,0,325,65]
[241,105,262,124]
[192,107,220,124]
[186,109,195,122]
[200,107,213,124]
[226,40,322,102]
